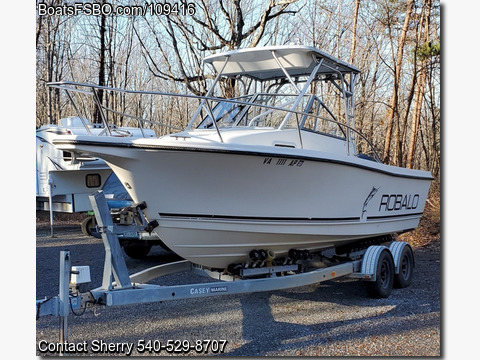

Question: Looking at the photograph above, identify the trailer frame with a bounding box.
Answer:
[36,190,415,343]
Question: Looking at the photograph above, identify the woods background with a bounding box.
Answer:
[28,4,480,358]
[35,0,440,176]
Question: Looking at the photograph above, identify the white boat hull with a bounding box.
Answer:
[57,138,432,269]
[156,215,422,269]
[48,46,433,270]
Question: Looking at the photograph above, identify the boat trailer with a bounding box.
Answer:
[36,190,415,343]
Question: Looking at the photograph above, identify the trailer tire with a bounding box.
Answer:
[122,244,152,259]
[364,248,395,298]
[81,216,96,236]
[391,243,414,288]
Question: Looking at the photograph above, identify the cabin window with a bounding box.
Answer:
[85,174,101,188]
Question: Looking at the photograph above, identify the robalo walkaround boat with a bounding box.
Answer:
[50,45,433,270]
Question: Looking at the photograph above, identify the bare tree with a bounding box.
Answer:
[382,0,415,164]
[134,0,298,96]
[36,0,71,125]
[93,0,107,123]
[35,0,440,175]
[349,0,361,64]
[407,0,434,169]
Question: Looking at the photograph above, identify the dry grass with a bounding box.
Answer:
[397,179,441,248]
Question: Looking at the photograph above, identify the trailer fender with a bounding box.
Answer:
[389,241,414,274]
[360,245,391,282]
[389,241,415,288]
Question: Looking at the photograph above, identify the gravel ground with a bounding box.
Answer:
[35,222,440,357]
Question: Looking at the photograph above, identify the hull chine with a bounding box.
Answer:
[152,211,424,269]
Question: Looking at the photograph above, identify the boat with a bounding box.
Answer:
[36,116,155,233]
[49,45,433,270]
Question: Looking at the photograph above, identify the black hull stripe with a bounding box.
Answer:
[54,139,434,181]
[160,213,360,222]
[159,212,423,222]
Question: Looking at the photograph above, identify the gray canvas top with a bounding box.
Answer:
[203,45,360,81]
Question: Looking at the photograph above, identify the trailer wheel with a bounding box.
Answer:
[391,243,414,288]
[364,248,395,298]
[122,244,152,259]
[81,216,96,236]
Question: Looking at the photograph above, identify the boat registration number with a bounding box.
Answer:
[263,157,304,167]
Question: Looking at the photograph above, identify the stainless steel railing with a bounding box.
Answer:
[46,81,381,162]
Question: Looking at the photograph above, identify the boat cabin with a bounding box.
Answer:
[184,45,365,158]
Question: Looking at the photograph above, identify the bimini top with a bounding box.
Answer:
[203,45,361,81]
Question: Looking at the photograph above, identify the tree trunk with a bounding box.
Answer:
[46,18,54,124]
[407,0,432,169]
[349,0,361,64]
[382,0,414,164]
[94,5,107,123]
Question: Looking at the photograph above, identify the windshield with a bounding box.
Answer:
[196,93,300,130]
[299,97,347,139]
[196,93,346,139]
[196,100,244,129]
